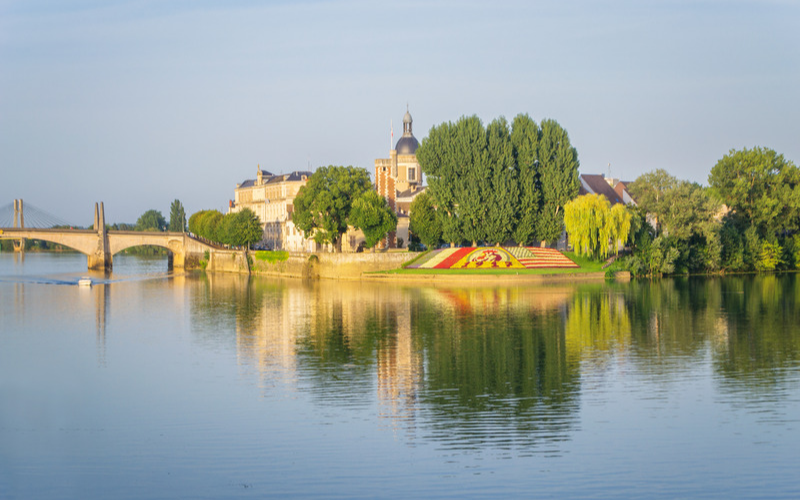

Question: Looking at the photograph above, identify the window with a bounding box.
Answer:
[408,167,416,181]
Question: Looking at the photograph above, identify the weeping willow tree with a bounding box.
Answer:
[564,194,632,259]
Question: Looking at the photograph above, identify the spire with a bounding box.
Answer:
[402,106,413,137]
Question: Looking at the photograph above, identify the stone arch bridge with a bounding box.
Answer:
[1,200,248,272]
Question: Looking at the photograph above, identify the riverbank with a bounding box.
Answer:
[248,250,626,284]
[361,270,622,285]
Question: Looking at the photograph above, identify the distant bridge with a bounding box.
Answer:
[1,199,247,272]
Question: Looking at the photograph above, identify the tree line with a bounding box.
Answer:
[564,147,800,275]
[188,208,263,247]
[410,114,580,248]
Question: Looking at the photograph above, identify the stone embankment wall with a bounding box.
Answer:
[250,251,412,280]
[203,249,250,274]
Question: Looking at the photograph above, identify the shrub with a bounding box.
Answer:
[255,250,289,263]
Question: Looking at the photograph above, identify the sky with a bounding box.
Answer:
[1,0,798,225]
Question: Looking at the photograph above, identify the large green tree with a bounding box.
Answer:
[417,119,463,246]
[136,209,166,232]
[293,165,372,251]
[349,190,398,251]
[659,181,719,241]
[169,199,187,232]
[189,209,224,242]
[418,113,580,247]
[458,116,490,246]
[409,191,442,249]
[564,194,631,260]
[220,208,263,247]
[484,117,519,245]
[708,146,800,238]
[510,114,541,245]
[628,169,679,236]
[536,119,580,243]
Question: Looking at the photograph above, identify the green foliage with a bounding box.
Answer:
[661,182,719,241]
[709,146,800,238]
[564,194,631,260]
[407,233,424,252]
[756,241,783,272]
[608,204,632,252]
[417,113,579,246]
[510,114,541,245]
[484,117,519,245]
[169,199,186,232]
[349,190,398,250]
[627,169,724,275]
[220,208,263,247]
[136,209,166,232]
[189,209,224,242]
[718,214,748,272]
[293,165,372,251]
[254,250,289,263]
[628,169,678,236]
[536,119,581,243]
[416,118,462,246]
[409,191,442,249]
[624,235,680,276]
[792,235,800,270]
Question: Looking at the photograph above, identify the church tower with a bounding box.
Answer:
[374,107,427,248]
[375,107,422,212]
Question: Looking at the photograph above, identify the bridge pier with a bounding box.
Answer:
[88,202,112,271]
[13,238,26,252]
[12,199,25,252]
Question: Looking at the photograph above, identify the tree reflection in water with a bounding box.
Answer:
[186,273,800,454]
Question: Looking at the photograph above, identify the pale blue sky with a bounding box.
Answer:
[1,0,798,225]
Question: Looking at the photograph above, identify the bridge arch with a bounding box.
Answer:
[107,231,189,269]
[1,229,100,256]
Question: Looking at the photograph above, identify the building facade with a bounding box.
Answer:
[229,167,318,252]
[374,108,427,247]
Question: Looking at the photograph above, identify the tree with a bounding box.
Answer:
[169,199,187,232]
[136,209,166,232]
[628,169,679,236]
[189,209,224,242]
[708,146,800,238]
[536,119,580,243]
[484,117,519,245]
[349,190,398,251]
[417,120,461,246]
[293,166,372,251]
[659,181,719,241]
[457,116,490,246]
[564,194,631,260]
[409,191,442,249]
[510,114,541,245]
[607,204,632,252]
[220,208,263,247]
[418,113,580,247]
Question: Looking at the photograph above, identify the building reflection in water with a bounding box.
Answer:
[194,273,800,454]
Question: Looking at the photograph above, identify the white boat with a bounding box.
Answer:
[78,277,93,287]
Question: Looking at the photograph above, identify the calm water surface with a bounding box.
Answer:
[1,252,799,499]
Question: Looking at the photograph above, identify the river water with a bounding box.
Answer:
[1,252,799,499]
